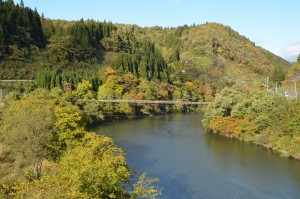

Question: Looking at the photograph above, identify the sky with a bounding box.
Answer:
[22,0,300,62]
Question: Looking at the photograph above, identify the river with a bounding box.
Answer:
[94,113,300,199]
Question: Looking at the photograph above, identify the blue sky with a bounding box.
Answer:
[23,0,300,62]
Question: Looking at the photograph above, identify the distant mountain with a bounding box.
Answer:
[126,23,291,83]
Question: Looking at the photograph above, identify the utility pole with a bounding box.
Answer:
[246,83,249,98]
[295,81,298,100]
[276,82,278,93]
[265,77,269,91]
[0,89,3,103]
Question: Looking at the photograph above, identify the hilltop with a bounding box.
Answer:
[125,23,290,83]
[0,0,291,91]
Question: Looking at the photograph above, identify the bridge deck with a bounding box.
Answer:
[77,99,209,105]
[0,80,34,82]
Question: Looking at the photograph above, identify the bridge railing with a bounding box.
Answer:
[76,99,209,105]
[0,80,34,82]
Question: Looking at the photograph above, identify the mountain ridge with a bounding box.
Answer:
[0,0,291,91]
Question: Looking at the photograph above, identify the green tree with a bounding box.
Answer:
[203,85,288,137]
[270,65,286,84]
[73,80,95,100]
[284,102,300,136]
[97,68,137,116]
[136,79,168,115]
[1,90,56,177]
[20,0,24,8]
[10,133,161,199]
[202,86,244,129]
[49,101,86,160]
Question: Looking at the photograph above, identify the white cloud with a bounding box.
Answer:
[282,42,300,56]
[254,39,267,46]
[279,41,300,61]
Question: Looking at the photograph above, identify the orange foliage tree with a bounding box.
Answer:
[209,116,258,138]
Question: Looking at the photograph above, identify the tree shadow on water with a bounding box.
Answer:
[119,141,200,199]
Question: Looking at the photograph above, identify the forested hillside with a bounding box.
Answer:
[287,55,300,81]
[0,0,45,56]
[202,84,300,159]
[0,1,298,197]
[0,0,291,92]
[127,23,291,83]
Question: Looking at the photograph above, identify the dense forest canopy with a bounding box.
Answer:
[0,0,45,57]
[0,89,161,198]
[0,0,291,91]
[202,84,300,159]
[0,0,299,198]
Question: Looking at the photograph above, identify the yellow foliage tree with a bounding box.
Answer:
[1,90,57,177]
[11,133,161,199]
[73,80,95,100]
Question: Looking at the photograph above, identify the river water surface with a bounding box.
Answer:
[94,113,300,199]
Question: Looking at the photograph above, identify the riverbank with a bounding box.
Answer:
[86,105,207,129]
[207,129,300,160]
[94,113,300,199]
[92,102,300,161]
[202,85,300,161]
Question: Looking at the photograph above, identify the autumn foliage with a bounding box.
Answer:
[209,116,258,137]
[203,85,300,159]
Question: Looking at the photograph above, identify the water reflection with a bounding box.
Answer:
[94,113,300,199]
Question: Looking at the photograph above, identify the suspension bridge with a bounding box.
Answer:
[0,80,34,82]
[76,99,209,105]
[0,79,209,105]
